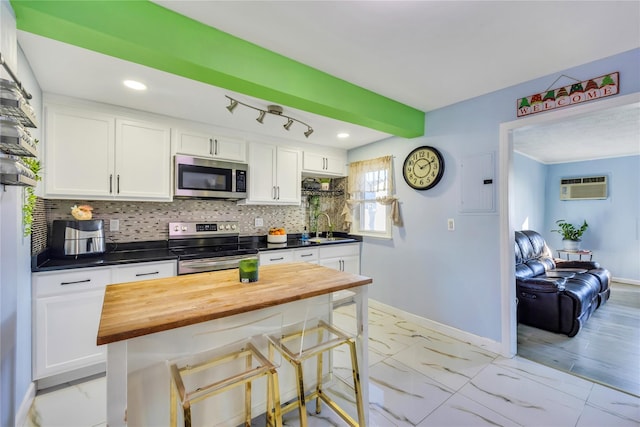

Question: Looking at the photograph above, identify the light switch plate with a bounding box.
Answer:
[255,218,264,227]
[447,218,455,231]
[110,219,120,232]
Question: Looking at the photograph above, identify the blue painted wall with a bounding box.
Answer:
[544,156,640,281]
[513,152,640,281]
[513,153,547,231]
[350,48,639,343]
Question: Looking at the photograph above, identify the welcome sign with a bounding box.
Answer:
[517,72,619,117]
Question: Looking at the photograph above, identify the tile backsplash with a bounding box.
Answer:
[33,178,347,254]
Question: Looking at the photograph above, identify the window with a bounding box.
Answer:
[343,155,401,238]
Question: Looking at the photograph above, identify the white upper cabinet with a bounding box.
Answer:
[245,142,300,205]
[302,151,346,176]
[44,103,171,201]
[174,128,246,162]
[302,150,346,177]
[115,119,171,200]
[44,105,115,198]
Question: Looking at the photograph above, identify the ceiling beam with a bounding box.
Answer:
[11,0,424,138]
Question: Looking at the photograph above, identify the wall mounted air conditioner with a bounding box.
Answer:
[560,176,607,200]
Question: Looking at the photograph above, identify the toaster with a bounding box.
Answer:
[50,219,106,258]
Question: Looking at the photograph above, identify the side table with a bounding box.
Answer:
[557,249,593,261]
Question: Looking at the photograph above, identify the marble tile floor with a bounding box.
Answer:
[25,303,640,427]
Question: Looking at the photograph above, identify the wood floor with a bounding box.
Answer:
[517,281,640,397]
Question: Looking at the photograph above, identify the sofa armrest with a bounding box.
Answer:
[555,259,600,269]
[517,277,566,292]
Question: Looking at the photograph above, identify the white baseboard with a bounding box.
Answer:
[15,381,35,427]
[369,299,506,356]
[612,277,640,286]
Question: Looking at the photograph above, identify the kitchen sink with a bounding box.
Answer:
[307,236,356,243]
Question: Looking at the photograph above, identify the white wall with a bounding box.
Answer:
[349,48,640,345]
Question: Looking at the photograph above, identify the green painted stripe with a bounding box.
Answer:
[11,0,424,138]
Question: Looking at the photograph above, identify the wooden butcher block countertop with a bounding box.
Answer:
[97,262,372,345]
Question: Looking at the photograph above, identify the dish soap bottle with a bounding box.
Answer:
[301,226,309,242]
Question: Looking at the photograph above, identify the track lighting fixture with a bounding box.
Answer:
[226,99,238,113]
[224,95,313,138]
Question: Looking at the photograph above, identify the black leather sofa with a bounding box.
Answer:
[515,230,610,337]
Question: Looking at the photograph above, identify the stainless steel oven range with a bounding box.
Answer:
[169,221,258,275]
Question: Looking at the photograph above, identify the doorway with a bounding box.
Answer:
[498,92,640,380]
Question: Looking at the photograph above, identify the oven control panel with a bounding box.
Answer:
[169,221,239,238]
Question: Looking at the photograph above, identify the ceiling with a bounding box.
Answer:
[514,101,640,164]
[16,1,640,154]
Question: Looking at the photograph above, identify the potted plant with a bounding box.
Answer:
[319,178,331,191]
[551,219,588,250]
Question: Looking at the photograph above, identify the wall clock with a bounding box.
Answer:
[402,146,445,190]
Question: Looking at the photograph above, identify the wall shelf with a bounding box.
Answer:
[302,189,344,197]
[0,79,37,128]
[1,173,36,186]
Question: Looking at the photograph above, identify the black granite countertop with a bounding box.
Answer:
[32,233,361,272]
[240,232,361,251]
[31,240,177,272]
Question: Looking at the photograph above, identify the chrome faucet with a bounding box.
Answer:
[316,212,332,238]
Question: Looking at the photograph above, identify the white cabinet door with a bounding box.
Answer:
[302,151,346,176]
[247,142,277,203]
[44,105,115,198]
[115,119,171,201]
[293,247,319,263]
[319,255,359,273]
[44,104,172,201]
[275,146,301,204]
[259,250,294,265]
[318,243,360,274]
[111,260,176,284]
[32,267,112,380]
[34,290,106,379]
[246,142,300,205]
[175,129,246,162]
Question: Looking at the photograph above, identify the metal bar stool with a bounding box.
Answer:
[268,319,365,426]
[168,339,283,427]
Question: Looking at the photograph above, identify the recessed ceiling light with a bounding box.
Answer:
[337,133,350,139]
[123,80,147,91]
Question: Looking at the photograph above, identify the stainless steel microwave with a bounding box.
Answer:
[174,155,247,199]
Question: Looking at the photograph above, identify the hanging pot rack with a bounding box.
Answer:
[0,52,32,100]
[0,51,38,188]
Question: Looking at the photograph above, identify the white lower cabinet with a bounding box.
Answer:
[111,260,176,284]
[259,249,294,265]
[293,247,319,263]
[319,243,360,274]
[32,261,176,382]
[32,267,111,380]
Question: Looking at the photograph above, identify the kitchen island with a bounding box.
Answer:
[97,262,372,426]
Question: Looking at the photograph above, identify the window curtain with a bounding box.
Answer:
[341,155,402,229]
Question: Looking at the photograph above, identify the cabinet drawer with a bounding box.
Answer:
[294,247,319,262]
[318,243,360,259]
[33,267,111,297]
[112,261,176,284]
[259,250,294,265]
